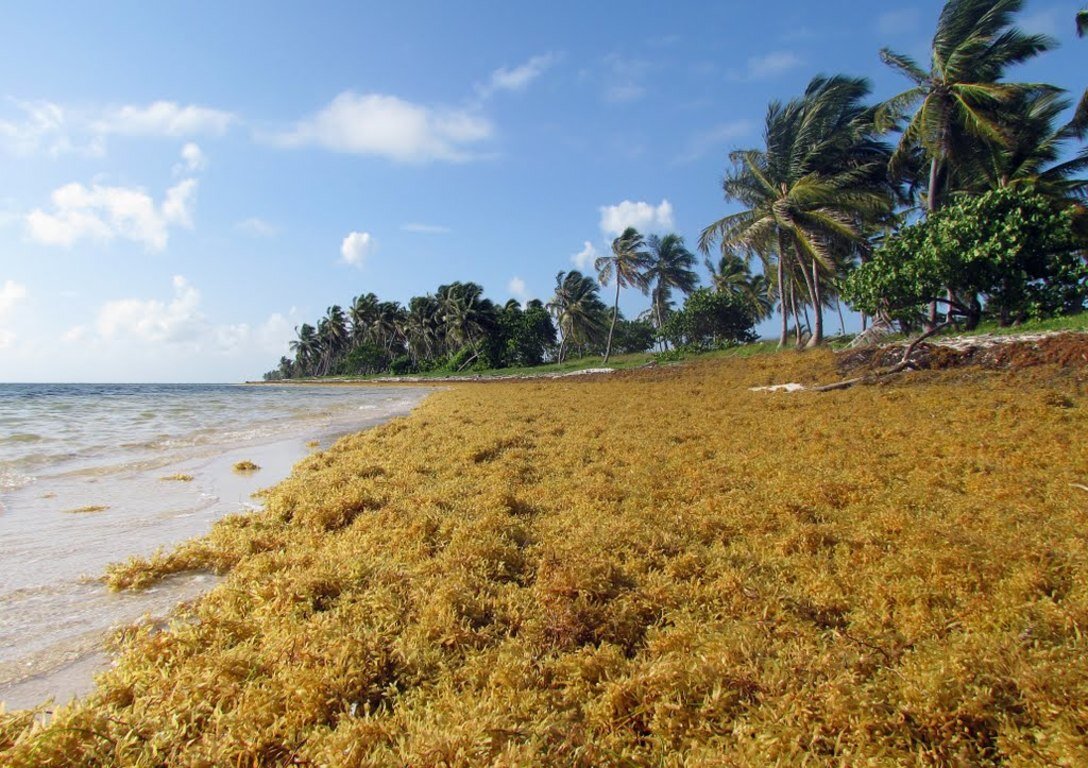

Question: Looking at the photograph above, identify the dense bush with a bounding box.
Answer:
[661,288,757,349]
[844,186,1088,327]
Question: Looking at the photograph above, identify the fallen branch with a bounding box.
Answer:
[1071,484,1088,493]
[813,321,953,393]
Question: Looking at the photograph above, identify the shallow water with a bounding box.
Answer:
[0,383,430,709]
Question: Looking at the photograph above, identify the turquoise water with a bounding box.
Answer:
[0,382,429,707]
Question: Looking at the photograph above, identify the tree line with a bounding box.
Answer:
[267,0,1088,379]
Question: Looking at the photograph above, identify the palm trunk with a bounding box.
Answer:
[603,280,620,364]
[926,157,941,331]
[836,298,846,337]
[776,238,788,348]
[790,280,804,346]
[806,258,823,347]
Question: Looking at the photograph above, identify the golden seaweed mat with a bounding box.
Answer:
[4,348,1088,766]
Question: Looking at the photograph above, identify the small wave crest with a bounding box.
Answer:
[2,433,43,444]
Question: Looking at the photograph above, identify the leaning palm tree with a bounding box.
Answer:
[547,270,608,363]
[595,227,652,363]
[968,87,1088,200]
[701,75,893,346]
[644,233,699,334]
[878,0,1056,213]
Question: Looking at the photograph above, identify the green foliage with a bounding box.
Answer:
[338,342,390,376]
[388,355,416,376]
[844,186,1088,326]
[608,318,656,355]
[661,288,757,349]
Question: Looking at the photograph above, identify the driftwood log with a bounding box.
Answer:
[813,321,953,393]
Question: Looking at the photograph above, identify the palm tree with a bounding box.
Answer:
[547,270,608,363]
[701,75,893,347]
[595,227,652,363]
[706,250,775,326]
[644,233,699,335]
[348,293,379,347]
[289,323,320,377]
[1078,9,1087,37]
[878,0,1055,213]
[969,88,1088,200]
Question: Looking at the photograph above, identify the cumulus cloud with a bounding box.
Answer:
[571,241,600,271]
[401,222,451,234]
[0,279,27,314]
[274,92,492,163]
[0,100,104,157]
[0,100,234,159]
[599,199,674,238]
[0,279,27,349]
[236,217,278,237]
[507,276,530,301]
[26,178,198,251]
[175,142,207,173]
[96,275,204,344]
[92,101,236,137]
[481,53,559,96]
[75,277,300,360]
[340,231,375,268]
[729,51,803,81]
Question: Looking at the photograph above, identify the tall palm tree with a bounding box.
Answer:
[595,227,652,363]
[878,0,1056,213]
[547,270,608,363]
[348,293,379,347]
[644,233,699,335]
[289,323,320,377]
[701,75,893,347]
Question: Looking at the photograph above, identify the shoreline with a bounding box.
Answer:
[0,388,433,712]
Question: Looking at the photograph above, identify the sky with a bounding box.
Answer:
[0,1,1084,382]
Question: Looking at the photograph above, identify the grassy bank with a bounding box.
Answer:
[4,347,1088,765]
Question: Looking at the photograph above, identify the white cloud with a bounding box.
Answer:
[1,99,233,159]
[482,53,559,96]
[61,325,87,344]
[507,276,530,301]
[26,178,198,251]
[0,279,27,314]
[340,231,375,268]
[175,142,207,173]
[401,222,451,234]
[0,279,27,349]
[92,101,236,137]
[236,217,278,237]
[876,8,921,36]
[274,92,492,163]
[97,275,204,344]
[729,51,803,81]
[571,241,600,271]
[599,199,674,238]
[674,120,754,165]
[0,100,104,157]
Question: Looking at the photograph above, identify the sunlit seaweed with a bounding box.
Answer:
[63,505,109,514]
[232,460,260,473]
[160,473,194,482]
[4,349,1088,766]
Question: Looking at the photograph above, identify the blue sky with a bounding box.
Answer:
[0,1,1084,381]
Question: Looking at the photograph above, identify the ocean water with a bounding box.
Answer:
[0,382,430,709]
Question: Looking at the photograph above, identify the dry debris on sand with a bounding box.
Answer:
[4,347,1088,766]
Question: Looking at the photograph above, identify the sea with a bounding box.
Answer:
[0,382,430,710]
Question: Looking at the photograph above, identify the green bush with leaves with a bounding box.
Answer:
[661,288,756,349]
[845,186,1088,327]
